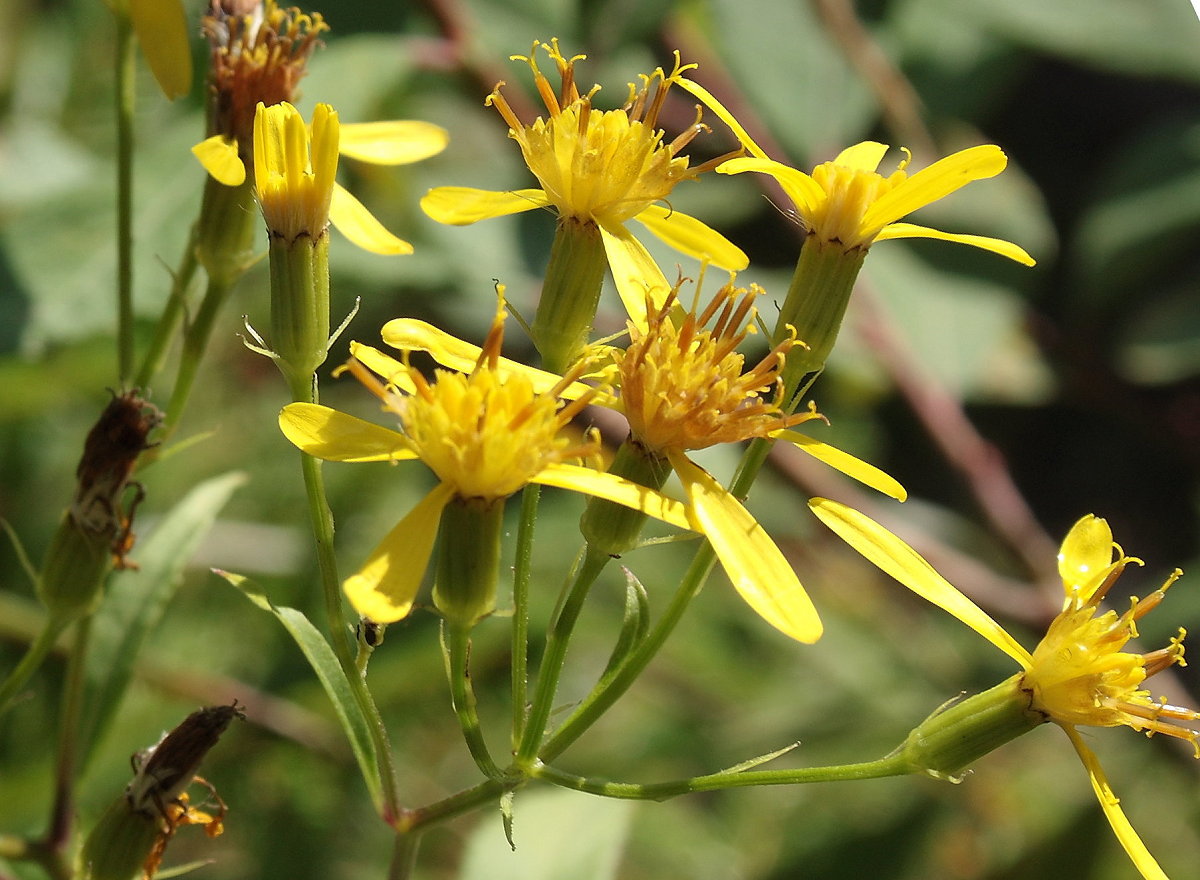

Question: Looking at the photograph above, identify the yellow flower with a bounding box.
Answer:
[420,39,747,321]
[247,101,439,254]
[121,0,192,101]
[277,297,693,624]
[380,278,906,644]
[809,500,1197,880]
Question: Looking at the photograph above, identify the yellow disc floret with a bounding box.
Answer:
[1023,515,1199,753]
[617,279,819,454]
[253,101,339,243]
[487,39,727,226]
[808,154,909,249]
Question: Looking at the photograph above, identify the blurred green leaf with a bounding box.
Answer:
[222,570,383,811]
[80,471,247,770]
[458,787,635,880]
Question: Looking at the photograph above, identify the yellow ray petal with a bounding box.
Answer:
[673,454,822,644]
[716,157,825,218]
[129,0,192,100]
[377,321,608,403]
[279,403,415,462]
[191,135,246,186]
[347,342,419,395]
[861,145,1007,233]
[833,141,889,173]
[874,222,1036,266]
[329,183,413,255]
[808,498,1033,667]
[1062,726,1170,880]
[420,186,550,225]
[774,430,907,501]
[344,483,454,623]
[1057,514,1118,602]
[675,77,769,159]
[634,204,748,271]
[337,121,449,165]
[533,463,692,531]
[598,222,671,327]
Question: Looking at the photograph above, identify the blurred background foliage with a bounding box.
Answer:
[1,0,1199,878]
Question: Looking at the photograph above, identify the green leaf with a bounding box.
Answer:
[599,567,650,681]
[220,571,382,810]
[80,471,246,770]
[458,787,634,880]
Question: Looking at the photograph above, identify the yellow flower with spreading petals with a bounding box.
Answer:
[420,39,747,322]
[277,298,693,624]
[248,101,441,254]
[810,500,1198,880]
[380,278,906,643]
[678,79,1034,264]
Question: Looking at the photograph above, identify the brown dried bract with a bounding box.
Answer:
[70,390,162,569]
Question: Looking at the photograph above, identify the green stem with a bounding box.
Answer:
[48,618,90,851]
[386,830,423,880]
[510,485,540,752]
[443,622,502,778]
[541,435,778,763]
[394,779,509,834]
[515,547,610,766]
[534,750,913,800]
[114,12,136,384]
[287,373,403,824]
[135,229,200,389]
[161,275,236,441]
[0,616,67,718]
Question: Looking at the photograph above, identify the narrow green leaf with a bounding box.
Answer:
[599,568,650,681]
[80,471,246,769]
[220,571,382,809]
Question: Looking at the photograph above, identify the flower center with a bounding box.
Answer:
[616,280,819,454]
[486,39,722,225]
[808,161,905,248]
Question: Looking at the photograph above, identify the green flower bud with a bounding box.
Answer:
[531,217,608,374]
[433,496,505,629]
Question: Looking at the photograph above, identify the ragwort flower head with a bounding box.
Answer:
[809,501,1198,880]
[421,39,747,318]
[279,297,694,624]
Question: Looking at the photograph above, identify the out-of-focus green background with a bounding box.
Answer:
[2,0,1199,878]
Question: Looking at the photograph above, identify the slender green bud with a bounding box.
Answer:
[433,496,505,628]
[78,795,161,880]
[269,232,331,391]
[773,236,868,398]
[531,217,608,373]
[37,514,112,623]
[899,674,1045,780]
[579,439,672,556]
[194,176,259,286]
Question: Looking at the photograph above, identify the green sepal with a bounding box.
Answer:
[194,176,260,286]
[433,497,504,629]
[268,232,331,389]
[773,235,868,398]
[600,567,650,680]
[579,439,671,556]
[532,217,608,373]
[78,794,160,880]
[898,674,1045,780]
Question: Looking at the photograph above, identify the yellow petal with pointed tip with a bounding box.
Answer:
[634,204,748,271]
[129,0,192,100]
[337,121,449,165]
[1058,514,1117,602]
[344,483,454,623]
[329,184,413,255]
[775,431,907,501]
[598,222,670,328]
[875,222,1036,266]
[674,454,822,644]
[421,187,549,225]
[833,141,889,173]
[808,498,1033,667]
[279,403,415,462]
[717,157,825,219]
[676,77,769,160]
[347,342,419,395]
[378,320,606,402]
[861,145,1007,233]
[192,135,246,186]
[534,463,691,531]
[1063,726,1169,880]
